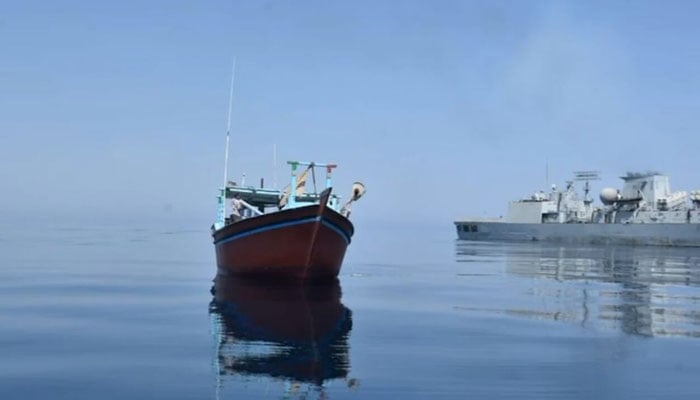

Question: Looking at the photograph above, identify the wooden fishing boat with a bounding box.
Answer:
[211,161,365,281]
[210,67,364,281]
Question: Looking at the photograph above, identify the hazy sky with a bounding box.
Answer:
[2,1,699,227]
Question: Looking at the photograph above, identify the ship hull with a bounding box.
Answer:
[213,201,354,281]
[455,221,700,247]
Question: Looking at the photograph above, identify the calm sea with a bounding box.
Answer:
[1,221,700,399]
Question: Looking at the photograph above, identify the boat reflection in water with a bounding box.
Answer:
[455,242,700,338]
[209,276,355,397]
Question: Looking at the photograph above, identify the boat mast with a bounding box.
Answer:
[215,58,237,230]
[223,57,236,188]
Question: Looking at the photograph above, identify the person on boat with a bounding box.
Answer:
[231,194,245,222]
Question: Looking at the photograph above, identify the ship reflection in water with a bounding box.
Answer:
[455,242,700,338]
[209,276,355,398]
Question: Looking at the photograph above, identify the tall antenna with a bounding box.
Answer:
[272,143,277,189]
[574,170,601,203]
[223,57,236,188]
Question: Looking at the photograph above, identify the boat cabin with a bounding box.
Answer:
[213,161,343,230]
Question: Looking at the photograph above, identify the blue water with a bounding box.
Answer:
[2,222,700,399]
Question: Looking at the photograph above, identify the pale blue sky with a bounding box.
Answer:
[2,1,699,227]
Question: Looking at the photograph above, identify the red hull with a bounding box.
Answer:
[212,193,354,281]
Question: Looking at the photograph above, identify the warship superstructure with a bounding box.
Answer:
[455,171,700,246]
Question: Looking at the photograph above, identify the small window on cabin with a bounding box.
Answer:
[471,225,478,232]
[462,225,469,232]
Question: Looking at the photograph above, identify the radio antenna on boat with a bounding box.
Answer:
[223,57,236,188]
[273,143,277,189]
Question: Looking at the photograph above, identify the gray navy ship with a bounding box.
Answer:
[455,171,700,246]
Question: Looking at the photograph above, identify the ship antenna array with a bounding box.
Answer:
[573,170,601,202]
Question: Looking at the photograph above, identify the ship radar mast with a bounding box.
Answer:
[573,171,601,204]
